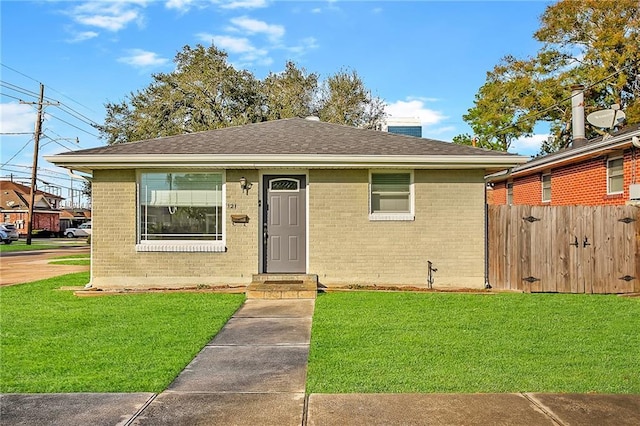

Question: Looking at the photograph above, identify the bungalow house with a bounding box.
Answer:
[487,124,640,206]
[0,180,63,235]
[46,118,527,291]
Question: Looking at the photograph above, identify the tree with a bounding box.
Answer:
[318,68,386,129]
[99,45,386,144]
[262,61,318,120]
[100,44,262,144]
[456,0,640,154]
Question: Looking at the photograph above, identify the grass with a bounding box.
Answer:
[0,239,85,253]
[48,254,91,266]
[307,292,640,394]
[0,273,245,393]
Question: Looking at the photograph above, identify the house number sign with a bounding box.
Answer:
[227,203,237,209]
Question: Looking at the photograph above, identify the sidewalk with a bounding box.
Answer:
[0,245,90,286]
[2,299,639,425]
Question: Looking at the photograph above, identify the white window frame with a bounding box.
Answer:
[135,170,226,252]
[368,170,415,221]
[541,173,551,202]
[607,156,624,195]
[506,181,513,205]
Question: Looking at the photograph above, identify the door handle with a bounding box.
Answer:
[570,236,579,247]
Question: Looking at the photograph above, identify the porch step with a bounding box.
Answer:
[247,274,318,299]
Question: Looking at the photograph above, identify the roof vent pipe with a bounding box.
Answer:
[571,84,587,148]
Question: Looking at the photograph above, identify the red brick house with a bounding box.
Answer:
[487,125,640,206]
[0,180,64,235]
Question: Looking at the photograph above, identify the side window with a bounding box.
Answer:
[369,171,414,221]
[607,157,623,194]
[541,174,551,202]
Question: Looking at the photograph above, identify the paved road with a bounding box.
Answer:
[0,245,90,286]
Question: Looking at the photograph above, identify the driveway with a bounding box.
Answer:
[0,246,90,286]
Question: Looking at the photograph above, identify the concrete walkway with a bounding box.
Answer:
[2,299,640,425]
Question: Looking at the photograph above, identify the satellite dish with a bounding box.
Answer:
[587,109,626,129]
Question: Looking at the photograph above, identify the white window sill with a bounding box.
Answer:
[369,213,415,221]
[136,242,226,252]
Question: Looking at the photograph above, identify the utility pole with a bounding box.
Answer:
[21,84,58,245]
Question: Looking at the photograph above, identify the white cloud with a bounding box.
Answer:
[0,103,35,134]
[219,0,268,10]
[66,30,99,43]
[386,99,447,126]
[165,0,195,12]
[198,34,254,53]
[230,16,284,41]
[196,33,271,66]
[509,133,549,156]
[118,49,169,68]
[68,1,147,32]
[286,37,319,55]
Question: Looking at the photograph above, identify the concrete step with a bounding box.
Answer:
[247,274,318,299]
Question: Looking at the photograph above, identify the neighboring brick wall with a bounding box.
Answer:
[308,169,486,288]
[91,169,259,289]
[499,148,640,206]
[513,174,543,205]
[488,181,507,205]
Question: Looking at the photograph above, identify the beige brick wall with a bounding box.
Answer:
[91,169,259,289]
[91,168,486,289]
[308,169,486,288]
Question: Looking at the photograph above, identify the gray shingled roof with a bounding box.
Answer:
[58,118,516,157]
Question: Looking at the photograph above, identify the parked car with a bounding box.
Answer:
[65,222,92,238]
[0,223,19,244]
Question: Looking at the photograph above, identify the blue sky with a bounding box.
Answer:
[1,0,551,201]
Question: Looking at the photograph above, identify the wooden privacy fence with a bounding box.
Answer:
[488,205,640,294]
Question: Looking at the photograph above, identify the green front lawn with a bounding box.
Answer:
[3,277,638,394]
[307,292,640,394]
[48,254,91,266]
[0,273,245,393]
[0,239,89,253]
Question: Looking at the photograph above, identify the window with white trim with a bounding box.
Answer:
[369,171,414,221]
[507,181,513,205]
[137,172,224,251]
[607,156,623,194]
[541,173,551,202]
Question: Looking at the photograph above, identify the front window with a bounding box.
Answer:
[138,172,224,250]
[541,174,551,202]
[369,171,414,221]
[607,157,623,194]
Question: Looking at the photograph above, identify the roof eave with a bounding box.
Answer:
[496,129,640,180]
[45,154,529,173]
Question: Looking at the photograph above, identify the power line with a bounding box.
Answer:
[1,63,99,114]
[46,112,100,138]
[0,80,40,99]
[57,103,101,128]
[0,63,41,84]
[0,93,24,102]
[0,138,34,168]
